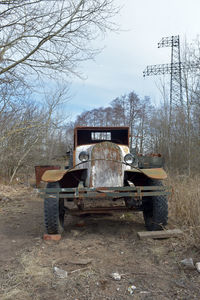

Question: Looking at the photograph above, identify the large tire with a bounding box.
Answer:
[44,182,65,234]
[142,179,168,231]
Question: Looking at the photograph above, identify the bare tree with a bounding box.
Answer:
[0,1,120,182]
[0,79,71,182]
[0,0,118,79]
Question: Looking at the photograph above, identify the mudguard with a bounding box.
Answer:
[42,166,167,183]
[42,169,75,182]
[126,168,167,180]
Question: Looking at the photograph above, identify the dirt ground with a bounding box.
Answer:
[0,185,200,300]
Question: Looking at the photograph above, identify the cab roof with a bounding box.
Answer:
[74,126,130,147]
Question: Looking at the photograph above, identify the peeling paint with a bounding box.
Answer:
[90,142,123,187]
[74,143,131,187]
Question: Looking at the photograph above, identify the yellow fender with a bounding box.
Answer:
[42,167,167,183]
[42,169,73,182]
[127,168,167,180]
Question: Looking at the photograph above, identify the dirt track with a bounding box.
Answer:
[0,185,200,300]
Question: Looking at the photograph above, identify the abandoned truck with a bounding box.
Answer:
[40,126,169,234]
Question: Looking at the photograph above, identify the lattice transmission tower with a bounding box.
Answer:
[143,35,199,169]
[143,35,183,116]
[143,35,200,112]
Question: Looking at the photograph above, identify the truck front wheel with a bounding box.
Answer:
[142,179,168,231]
[44,182,65,234]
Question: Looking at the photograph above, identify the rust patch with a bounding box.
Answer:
[90,142,123,188]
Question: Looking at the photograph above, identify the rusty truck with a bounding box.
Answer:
[40,126,169,234]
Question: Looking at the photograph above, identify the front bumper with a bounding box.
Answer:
[40,185,170,200]
[39,185,170,215]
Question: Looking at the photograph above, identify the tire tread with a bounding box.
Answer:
[143,179,168,231]
[44,182,64,234]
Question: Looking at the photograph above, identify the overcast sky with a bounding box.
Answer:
[68,0,200,120]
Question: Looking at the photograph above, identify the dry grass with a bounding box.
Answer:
[168,174,200,241]
[0,183,31,199]
[0,247,54,300]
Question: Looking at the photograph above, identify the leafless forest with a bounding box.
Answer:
[1,56,200,182]
[0,0,118,182]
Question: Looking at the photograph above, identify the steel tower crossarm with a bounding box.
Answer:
[158,36,179,48]
[143,63,181,77]
[143,61,199,77]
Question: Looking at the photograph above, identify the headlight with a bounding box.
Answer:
[79,151,89,162]
[124,153,135,165]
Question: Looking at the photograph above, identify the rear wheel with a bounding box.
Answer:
[44,182,65,234]
[142,179,168,231]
